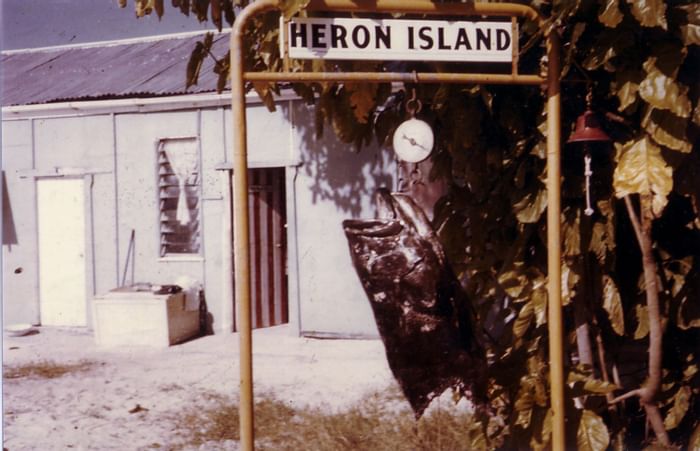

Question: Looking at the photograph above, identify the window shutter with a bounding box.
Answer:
[157,138,201,256]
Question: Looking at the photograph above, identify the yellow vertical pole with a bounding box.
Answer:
[546,30,565,450]
[231,12,254,451]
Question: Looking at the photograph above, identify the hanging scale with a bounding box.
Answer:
[392,89,434,163]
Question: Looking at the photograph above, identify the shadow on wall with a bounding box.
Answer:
[199,290,215,336]
[292,104,396,217]
[2,171,18,248]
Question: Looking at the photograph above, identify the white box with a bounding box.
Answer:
[92,291,200,347]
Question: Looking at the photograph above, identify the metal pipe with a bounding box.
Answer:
[305,0,542,22]
[546,30,565,451]
[245,71,544,85]
[231,3,274,451]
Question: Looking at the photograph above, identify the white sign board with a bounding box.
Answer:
[281,17,514,63]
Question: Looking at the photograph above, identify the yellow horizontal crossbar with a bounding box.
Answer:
[305,0,542,23]
[244,71,544,85]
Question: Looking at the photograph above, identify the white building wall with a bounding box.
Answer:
[290,103,396,338]
[33,115,113,171]
[2,96,392,338]
[2,120,40,324]
[114,110,203,286]
[200,107,230,331]
[32,114,118,302]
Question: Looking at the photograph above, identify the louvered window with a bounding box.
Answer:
[157,138,201,257]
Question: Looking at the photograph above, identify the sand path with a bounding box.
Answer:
[3,325,398,450]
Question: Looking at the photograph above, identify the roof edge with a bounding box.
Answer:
[1,28,230,55]
[2,90,300,120]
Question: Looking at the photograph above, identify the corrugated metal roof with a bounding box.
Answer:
[1,31,231,107]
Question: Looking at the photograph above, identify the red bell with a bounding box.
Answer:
[567,109,611,144]
[567,106,611,216]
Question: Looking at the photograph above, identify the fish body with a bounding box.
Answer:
[343,189,484,417]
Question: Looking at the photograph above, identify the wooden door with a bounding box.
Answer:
[247,167,288,329]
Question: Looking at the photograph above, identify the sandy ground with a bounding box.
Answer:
[2,325,401,450]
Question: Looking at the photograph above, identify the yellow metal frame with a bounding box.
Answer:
[230,1,563,449]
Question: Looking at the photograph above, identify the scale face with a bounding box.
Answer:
[392,118,434,163]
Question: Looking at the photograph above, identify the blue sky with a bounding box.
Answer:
[1,0,216,50]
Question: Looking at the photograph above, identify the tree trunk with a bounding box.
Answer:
[623,195,669,446]
[575,210,595,368]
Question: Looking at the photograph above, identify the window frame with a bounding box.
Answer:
[155,136,203,259]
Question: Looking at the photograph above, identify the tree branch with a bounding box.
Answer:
[609,388,642,404]
[644,404,670,447]
[623,195,644,245]
[575,211,595,368]
[621,195,669,446]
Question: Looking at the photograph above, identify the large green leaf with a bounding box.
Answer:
[154,0,164,18]
[259,29,280,68]
[513,301,534,340]
[677,2,700,45]
[514,188,547,224]
[563,210,581,257]
[468,424,489,451]
[603,276,625,335]
[252,81,277,112]
[678,4,700,24]
[499,267,530,299]
[613,136,673,216]
[185,37,210,89]
[178,0,190,16]
[192,0,210,22]
[345,83,377,125]
[514,377,535,428]
[614,70,644,111]
[677,295,700,330]
[577,409,611,451]
[280,0,309,19]
[530,409,552,451]
[680,23,700,45]
[135,0,152,17]
[583,29,634,70]
[663,255,693,297]
[690,423,700,451]
[532,287,548,327]
[588,207,616,265]
[643,108,692,153]
[583,378,618,395]
[568,368,619,395]
[214,50,230,93]
[599,0,624,28]
[564,22,587,77]
[634,303,650,339]
[663,385,691,430]
[210,0,221,30]
[639,58,692,118]
[694,101,700,127]
[561,261,580,306]
[625,0,667,29]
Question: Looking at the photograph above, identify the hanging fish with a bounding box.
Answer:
[343,189,485,417]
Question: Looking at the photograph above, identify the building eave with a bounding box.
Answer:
[1,91,299,120]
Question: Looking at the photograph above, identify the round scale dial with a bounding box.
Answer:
[392,118,434,163]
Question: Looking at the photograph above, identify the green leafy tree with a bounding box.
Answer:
[124,0,699,449]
